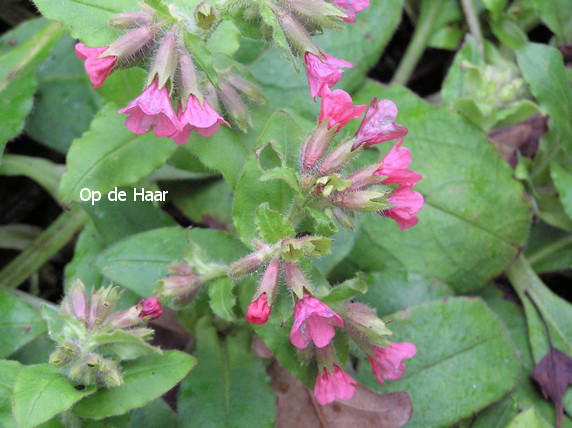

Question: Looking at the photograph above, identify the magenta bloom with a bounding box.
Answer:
[290,294,344,349]
[381,186,424,230]
[172,95,230,145]
[138,297,163,320]
[369,341,416,385]
[314,364,357,405]
[319,87,366,132]
[305,53,352,101]
[332,0,369,23]
[374,140,422,186]
[75,43,117,89]
[246,293,272,325]
[119,79,181,138]
[353,98,408,149]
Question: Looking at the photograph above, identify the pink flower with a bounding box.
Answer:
[119,78,181,138]
[353,98,408,149]
[305,53,352,101]
[172,95,230,145]
[138,297,163,320]
[75,43,117,89]
[314,364,357,405]
[368,341,416,385]
[381,186,424,230]
[332,0,369,23]
[246,293,272,325]
[374,140,422,186]
[319,87,366,132]
[290,294,344,349]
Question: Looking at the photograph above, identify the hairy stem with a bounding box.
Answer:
[460,0,484,58]
[528,235,572,266]
[390,0,444,86]
[0,206,88,290]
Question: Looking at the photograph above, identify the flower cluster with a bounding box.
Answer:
[46,281,162,387]
[301,88,424,230]
[75,7,264,143]
[226,237,415,405]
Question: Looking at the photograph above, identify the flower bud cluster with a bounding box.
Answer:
[46,281,162,387]
[300,88,424,230]
[74,5,264,143]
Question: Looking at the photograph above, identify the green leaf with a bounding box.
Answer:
[0,224,41,251]
[92,329,162,360]
[97,227,247,296]
[258,2,296,64]
[255,203,295,243]
[550,160,572,223]
[207,21,241,57]
[0,21,62,157]
[356,298,520,427]
[208,277,237,321]
[357,270,453,316]
[506,407,552,428]
[59,104,178,203]
[344,82,531,292]
[0,291,47,357]
[64,222,106,289]
[260,166,300,192]
[177,318,275,427]
[250,0,403,114]
[234,111,306,245]
[127,399,177,428]
[517,43,572,155]
[73,350,196,419]
[0,360,23,428]
[525,221,572,274]
[321,274,368,305]
[32,0,136,46]
[13,364,96,428]
[531,0,572,43]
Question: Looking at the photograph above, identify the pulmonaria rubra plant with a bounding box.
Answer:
[44,281,163,387]
[156,81,421,405]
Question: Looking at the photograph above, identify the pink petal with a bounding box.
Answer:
[319,87,366,132]
[305,53,353,101]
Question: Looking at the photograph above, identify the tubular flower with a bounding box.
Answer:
[138,297,163,320]
[353,98,408,149]
[373,140,422,186]
[290,294,344,349]
[381,185,424,230]
[173,95,230,144]
[368,341,416,385]
[246,293,272,325]
[319,87,366,132]
[119,78,181,138]
[74,43,117,89]
[314,364,357,405]
[305,52,352,101]
[332,0,369,23]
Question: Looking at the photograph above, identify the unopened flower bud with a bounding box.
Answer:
[286,0,347,28]
[138,297,163,320]
[148,31,178,88]
[195,1,217,30]
[49,350,71,368]
[332,207,355,229]
[226,74,265,105]
[85,353,104,370]
[334,190,390,212]
[316,140,360,176]
[346,163,382,190]
[278,11,320,56]
[69,362,87,383]
[300,120,337,172]
[219,82,250,132]
[345,302,391,346]
[109,305,142,329]
[252,256,280,303]
[177,48,200,110]
[283,262,308,298]
[103,26,155,62]
[228,249,273,279]
[88,286,123,328]
[315,343,336,373]
[157,263,201,305]
[109,11,154,29]
[246,293,272,325]
[62,280,87,320]
[99,360,123,388]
